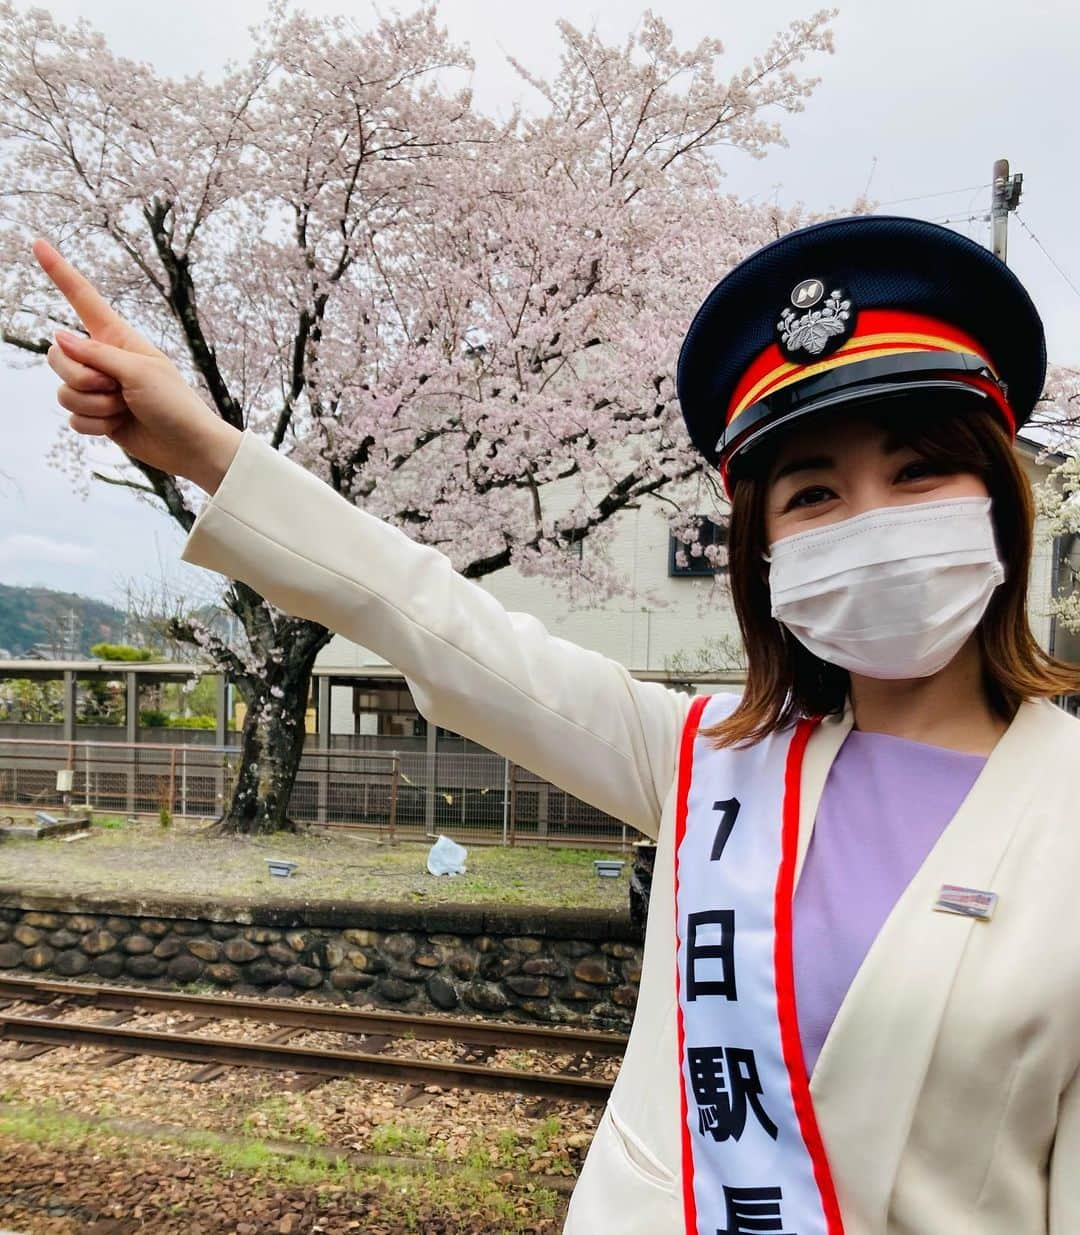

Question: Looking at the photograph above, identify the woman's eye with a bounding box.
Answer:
[895,459,943,483]
[785,485,835,511]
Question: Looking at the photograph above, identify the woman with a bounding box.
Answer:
[31,215,1080,1234]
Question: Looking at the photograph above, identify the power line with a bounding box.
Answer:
[876,182,990,207]
[872,167,1080,306]
[926,211,986,228]
[1014,213,1080,303]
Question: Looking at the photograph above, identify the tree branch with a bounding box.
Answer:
[89,471,158,497]
[142,197,244,431]
[462,458,702,579]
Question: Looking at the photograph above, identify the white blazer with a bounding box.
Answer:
[181,429,1080,1235]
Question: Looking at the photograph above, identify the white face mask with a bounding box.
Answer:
[767,496,1005,680]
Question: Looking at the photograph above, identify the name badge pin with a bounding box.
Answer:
[933,883,998,921]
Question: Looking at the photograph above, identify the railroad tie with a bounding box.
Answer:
[10,1010,137,1063]
[285,1072,329,1094]
[295,1030,394,1096]
[4,997,78,1061]
[188,1024,302,1083]
[96,1016,214,1068]
[394,1083,433,1109]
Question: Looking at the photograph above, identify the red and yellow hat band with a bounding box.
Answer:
[726,309,1003,430]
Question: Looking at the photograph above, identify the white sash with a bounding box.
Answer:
[674,693,844,1235]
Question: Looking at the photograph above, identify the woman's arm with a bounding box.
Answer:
[180,429,692,839]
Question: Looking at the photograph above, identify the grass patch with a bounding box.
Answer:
[0,1101,78,1147]
[454,1121,573,1176]
[370,1122,430,1155]
[1,821,629,909]
[177,979,219,996]
[179,1127,350,1187]
[365,1159,561,1232]
[93,813,127,830]
[459,1126,522,1170]
[241,1095,327,1146]
[0,1101,562,1234]
[532,1116,562,1155]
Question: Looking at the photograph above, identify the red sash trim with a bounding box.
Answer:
[774,716,846,1234]
[674,693,710,1235]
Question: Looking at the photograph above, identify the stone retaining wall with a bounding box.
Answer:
[0,890,642,1029]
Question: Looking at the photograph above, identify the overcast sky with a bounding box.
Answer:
[3,0,1079,607]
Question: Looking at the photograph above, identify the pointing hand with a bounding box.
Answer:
[32,237,241,494]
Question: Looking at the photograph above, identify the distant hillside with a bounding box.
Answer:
[0,583,238,662]
[0,582,127,658]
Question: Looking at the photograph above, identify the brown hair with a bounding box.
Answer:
[703,402,1080,749]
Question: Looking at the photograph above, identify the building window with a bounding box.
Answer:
[352,684,423,737]
[558,533,584,560]
[669,516,729,578]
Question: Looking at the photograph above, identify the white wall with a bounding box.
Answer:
[473,495,741,673]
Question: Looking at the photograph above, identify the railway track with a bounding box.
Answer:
[0,975,624,1103]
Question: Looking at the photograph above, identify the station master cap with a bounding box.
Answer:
[676,214,1046,495]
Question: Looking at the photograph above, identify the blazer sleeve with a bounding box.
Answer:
[1049,1066,1080,1231]
[179,429,693,839]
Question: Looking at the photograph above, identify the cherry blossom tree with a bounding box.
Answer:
[0,0,836,832]
[1032,366,1080,634]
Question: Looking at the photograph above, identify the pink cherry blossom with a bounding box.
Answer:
[0,2,838,829]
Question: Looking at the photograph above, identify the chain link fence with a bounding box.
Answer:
[0,737,637,848]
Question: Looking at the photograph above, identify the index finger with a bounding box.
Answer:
[31,238,157,355]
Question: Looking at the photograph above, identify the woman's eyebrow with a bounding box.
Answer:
[771,454,834,483]
[883,433,918,454]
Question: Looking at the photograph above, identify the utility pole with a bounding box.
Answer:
[991,158,1023,262]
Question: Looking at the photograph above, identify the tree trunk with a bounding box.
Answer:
[629,841,656,938]
[211,643,320,836]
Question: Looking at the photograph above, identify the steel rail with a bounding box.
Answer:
[0,1014,612,1103]
[0,975,626,1053]
[0,975,626,1055]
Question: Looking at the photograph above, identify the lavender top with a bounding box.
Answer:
[792,729,987,1078]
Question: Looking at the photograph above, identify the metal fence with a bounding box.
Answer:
[0,737,636,849]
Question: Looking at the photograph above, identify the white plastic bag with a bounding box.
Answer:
[426,833,468,876]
